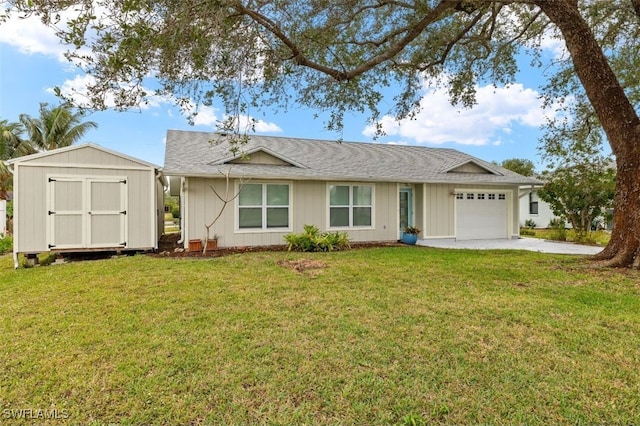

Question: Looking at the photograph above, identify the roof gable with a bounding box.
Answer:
[442,159,503,175]
[7,143,160,169]
[213,146,307,168]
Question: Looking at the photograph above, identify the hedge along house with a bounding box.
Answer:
[7,144,166,268]
[164,130,541,250]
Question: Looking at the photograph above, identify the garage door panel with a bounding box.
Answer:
[456,192,507,240]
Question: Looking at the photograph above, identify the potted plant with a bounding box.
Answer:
[401,225,421,245]
[205,235,218,251]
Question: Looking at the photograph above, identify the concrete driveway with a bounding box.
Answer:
[418,237,604,255]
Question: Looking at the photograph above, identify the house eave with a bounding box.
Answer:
[162,170,536,186]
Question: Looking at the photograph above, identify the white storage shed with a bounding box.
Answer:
[7,144,166,268]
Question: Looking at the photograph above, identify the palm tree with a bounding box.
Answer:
[19,103,98,151]
[0,119,36,199]
[0,120,33,159]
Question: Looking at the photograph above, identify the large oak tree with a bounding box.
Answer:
[3,0,639,267]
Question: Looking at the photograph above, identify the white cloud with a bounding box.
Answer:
[0,6,96,62]
[239,115,282,133]
[49,74,172,110]
[540,29,568,59]
[0,13,66,60]
[192,105,219,127]
[363,81,558,146]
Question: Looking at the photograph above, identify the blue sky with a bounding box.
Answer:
[0,10,565,169]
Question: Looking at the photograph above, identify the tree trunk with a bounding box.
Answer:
[537,0,640,267]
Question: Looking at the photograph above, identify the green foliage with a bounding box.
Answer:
[164,194,180,218]
[499,158,536,177]
[6,200,12,219]
[0,1,561,135]
[0,235,12,254]
[520,227,536,236]
[538,160,615,234]
[548,218,567,242]
[284,224,350,252]
[19,102,97,151]
[39,253,58,266]
[525,219,536,229]
[403,225,421,235]
[0,120,34,197]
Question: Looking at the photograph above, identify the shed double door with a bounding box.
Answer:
[48,177,128,249]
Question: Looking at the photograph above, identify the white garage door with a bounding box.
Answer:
[456,192,508,240]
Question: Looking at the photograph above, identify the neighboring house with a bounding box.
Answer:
[164,130,541,249]
[519,187,559,228]
[7,144,166,268]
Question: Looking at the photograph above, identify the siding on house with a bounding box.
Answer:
[183,177,400,247]
[182,177,520,247]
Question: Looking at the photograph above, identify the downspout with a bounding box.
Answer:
[156,169,166,249]
[177,177,186,246]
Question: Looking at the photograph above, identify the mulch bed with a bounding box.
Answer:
[153,233,406,258]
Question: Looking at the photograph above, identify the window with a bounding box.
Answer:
[329,184,373,227]
[529,193,539,215]
[238,183,290,230]
[488,193,496,200]
[478,193,485,200]
[467,193,474,200]
[498,193,506,200]
[456,193,464,200]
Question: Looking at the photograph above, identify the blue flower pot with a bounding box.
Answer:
[401,232,418,245]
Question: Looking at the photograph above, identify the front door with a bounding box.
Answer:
[399,187,413,234]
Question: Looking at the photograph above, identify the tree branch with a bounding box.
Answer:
[234,0,457,81]
[632,0,640,19]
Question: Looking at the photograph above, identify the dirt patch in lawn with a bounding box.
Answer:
[277,259,328,274]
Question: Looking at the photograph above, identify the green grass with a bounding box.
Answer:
[1,248,639,424]
[521,228,611,245]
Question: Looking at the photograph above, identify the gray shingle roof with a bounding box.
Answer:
[163,130,541,185]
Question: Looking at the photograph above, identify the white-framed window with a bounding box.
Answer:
[328,184,373,228]
[488,193,496,200]
[456,193,464,200]
[498,193,506,200]
[478,193,485,200]
[238,183,290,230]
[467,193,474,200]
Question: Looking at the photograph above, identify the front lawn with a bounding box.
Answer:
[1,248,639,424]
[521,228,611,246]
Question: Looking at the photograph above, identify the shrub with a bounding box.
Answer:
[520,227,536,236]
[0,235,12,254]
[171,206,180,219]
[284,224,351,252]
[524,219,536,229]
[548,218,567,241]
